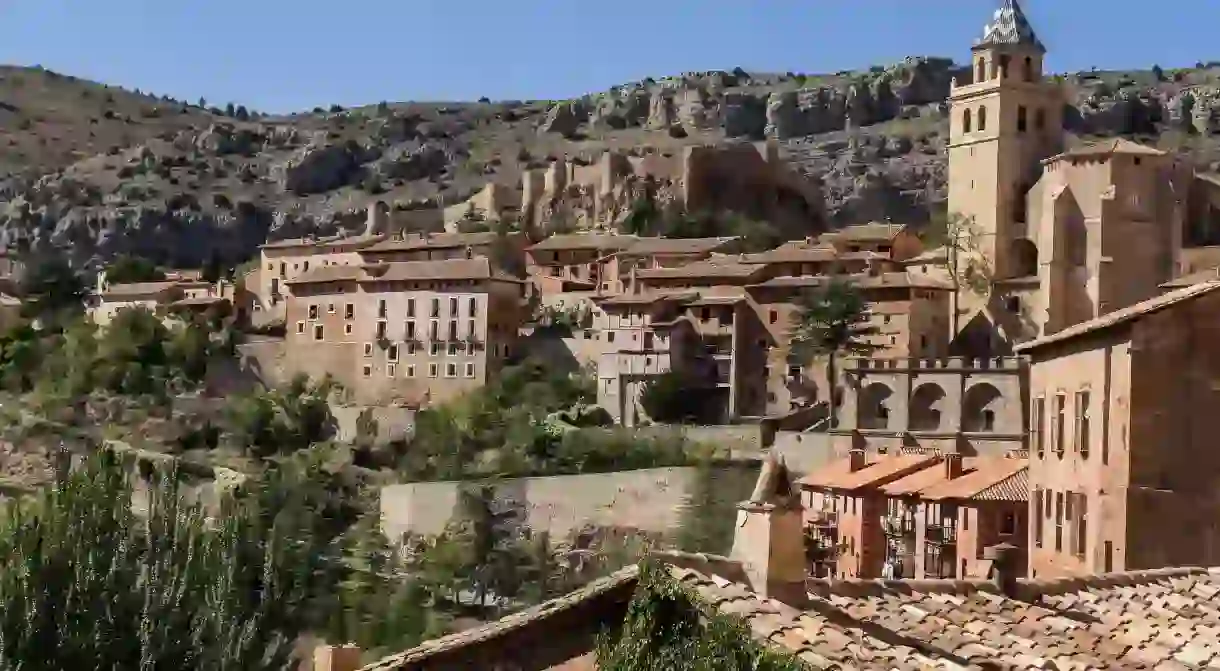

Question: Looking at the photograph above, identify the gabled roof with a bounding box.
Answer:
[634,261,765,281]
[799,452,940,492]
[919,457,1029,502]
[527,234,638,252]
[748,270,953,292]
[737,242,838,265]
[821,221,907,244]
[620,236,739,256]
[283,265,363,286]
[1016,280,1220,352]
[975,0,1045,52]
[100,281,182,299]
[362,231,504,253]
[1046,138,1167,164]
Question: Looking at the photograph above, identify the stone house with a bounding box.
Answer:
[525,233,637,295]
[358,230,526,266]
[598,235,741,294]
[283,257,524,406]
[256,233,385,321]
[90,274,242,327]
[1016,279,1220,578]
[819,221,925,261]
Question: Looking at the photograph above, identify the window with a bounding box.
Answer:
[1053,393,1066,456]
[327,303,335,314]
[447,320,458,340]
[1006,296,1021,314]
[428,363,438,378]
[1032,397,1045,457]
[449,297,458,315]
[296,321,305,335]
[429,321,439,340]
[1023,55,1034,82]
[978,105,988,132]
[406,321,416,340]
[376,321,387,340]
[308,305,318,320]
[1017,106,1028,133]
[963,108,972,133]
[378,299,387,319]
[388,344,399,362]
[430,343,441,356]
[407,342,416,355]
[1033,490,1043,547]
[445,363,457,378]
[998,54,1010,78]
[387,364,396,378]
[1075,390,1091,457]
[362,365,372,378]
[430,298,440,318]
[407,298,415,318]
[313,325,324,341]
[465,363,475,378]
[1104,541,1113,572]
[1074,493,1088,558]
[448,343,461,356]
[467,320,476,339]
[466,342,476,356]
[607,331,615,343]
[345,303,354,320]
[344,323,353,336]
[468,297,477,317]
[1054,492,1064,552]
[769,310,778,324]
[407,365,416,378]
[363,343,373,357]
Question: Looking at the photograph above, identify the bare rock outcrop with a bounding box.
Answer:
[276,141,363,195]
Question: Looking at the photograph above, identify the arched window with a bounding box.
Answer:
[1017,106,1028,133]
[999,55,1011,79]
[976,58,987,84]
[963,108,973,133]
[1024,56,1034,82]
[978,105,988,132]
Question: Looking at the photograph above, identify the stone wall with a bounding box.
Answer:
[331,404,416,444]
[380,465,759,541]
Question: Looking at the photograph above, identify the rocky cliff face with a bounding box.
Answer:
[5,60,1220,268]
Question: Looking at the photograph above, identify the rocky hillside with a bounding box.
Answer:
[5,60,1220,268]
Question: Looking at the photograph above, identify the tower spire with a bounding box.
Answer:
[976,0,1045,52]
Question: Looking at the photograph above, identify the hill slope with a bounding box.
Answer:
[4,61,1220,267]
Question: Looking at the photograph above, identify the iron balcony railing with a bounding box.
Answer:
[925,522,958,545]
[883,516,915,536]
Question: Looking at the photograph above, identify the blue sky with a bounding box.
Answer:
[2,1,1216,113]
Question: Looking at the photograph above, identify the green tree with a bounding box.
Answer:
[640,369,718,424]
[19,252,86,326]
[0,448,325,670]
[105,254,166,284]
[788,277,879,427]
[201,250,224,283]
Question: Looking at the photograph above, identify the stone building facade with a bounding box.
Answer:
[283,258,524,405]
[1017,280,1220,578]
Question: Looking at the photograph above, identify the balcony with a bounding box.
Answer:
[808,510,838,529]
[926,522,958,545]
[883,516,915,537]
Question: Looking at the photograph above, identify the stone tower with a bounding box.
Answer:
[947,0,1063,338]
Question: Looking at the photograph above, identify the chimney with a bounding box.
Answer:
[983,543,1020,598]
[848,448,867,472]
[944,453,963,480]
[730,452,807,607]
[312,644,362,671]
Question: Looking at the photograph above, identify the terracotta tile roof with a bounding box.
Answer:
[903,246,949,264]
[971,468,1028,502]
[362,231,503,253]
[527,234,638,252]
[595,291,698,306]
[738,241,838,264]
[620,236,739,256]
[799,452,940,492]
[170,296,228,308]
[259,233,384,251]
[365,258,517,283]
[879,458,952,496]
[1016,280,1220,352]
[283,265,364,286]
[359,566,640,670]
[670,557,1220,670]
[920,458,1029,502]
[100,281,182,299]
[1048,138,1167,164]
[821,221,907,243]
[687,294,745,306]
[635,261,765,281]
[1161,265,1220,289]
[749,270,953,292]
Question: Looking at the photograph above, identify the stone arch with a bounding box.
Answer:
[859,383,893,430]
[976,58,986,84]
[1023,56,1034,82]
[963,108,973,134]
[1011,238,1039,277]
[909,383,946,432]
[962,383,1003,433]
[978,105,988,132]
